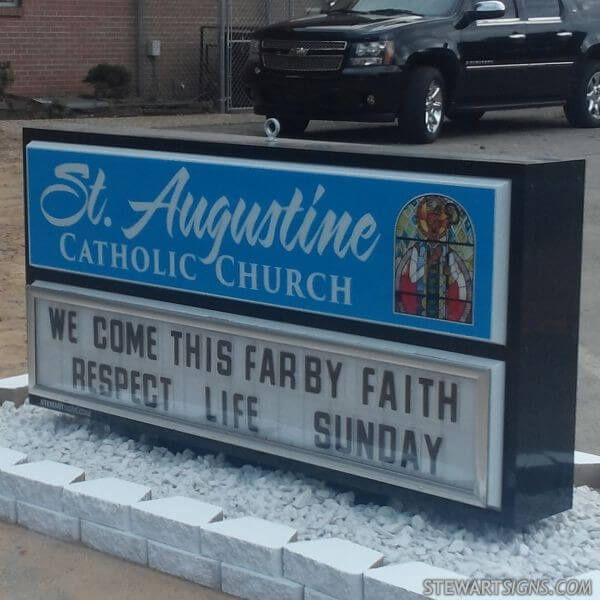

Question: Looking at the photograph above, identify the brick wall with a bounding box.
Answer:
[0,0,315,101]
[0,0,219,100]
[0,0,136,97]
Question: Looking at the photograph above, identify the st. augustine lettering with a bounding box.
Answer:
[121,170,380,265]
[40,164,381,266]
[40,163,108,227]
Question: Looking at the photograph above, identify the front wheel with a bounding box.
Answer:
[266,116,309,137]
[564,61,600,128]
[399,67,445,144]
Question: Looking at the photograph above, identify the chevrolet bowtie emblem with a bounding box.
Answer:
[291,47,309,56]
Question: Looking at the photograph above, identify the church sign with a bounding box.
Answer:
[24,127,584,524]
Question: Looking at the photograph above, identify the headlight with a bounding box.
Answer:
[350,41,395,66]
[249,39,260,59]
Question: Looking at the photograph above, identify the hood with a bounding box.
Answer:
[257,12,445,38]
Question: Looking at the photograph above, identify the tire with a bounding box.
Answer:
[399,67,445,144]
[564,61,600,128]
[267,116,309,137]
[446,110,485,123]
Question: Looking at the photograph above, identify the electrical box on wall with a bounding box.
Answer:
[147,40,161,57]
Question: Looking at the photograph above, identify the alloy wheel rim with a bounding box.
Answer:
[425,81,443,134]
[587,72,600,120]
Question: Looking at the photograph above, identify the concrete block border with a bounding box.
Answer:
[1,444,599,600]
[575,451,600,489]
[0,373,28,407]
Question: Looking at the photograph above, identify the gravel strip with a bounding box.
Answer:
[1,401,599,580]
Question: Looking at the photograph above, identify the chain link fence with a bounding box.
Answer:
[138,0,317,111]
[222,0,316,111]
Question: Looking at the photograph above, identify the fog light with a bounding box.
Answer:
[254,66,261,75]
[367,94,376,106]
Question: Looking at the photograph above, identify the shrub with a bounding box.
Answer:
[0,61,15,97]
[83,63,132,99]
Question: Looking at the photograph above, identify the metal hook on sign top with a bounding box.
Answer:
[264,118,281,142]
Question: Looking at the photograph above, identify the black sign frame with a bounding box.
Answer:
[23,126,585,526]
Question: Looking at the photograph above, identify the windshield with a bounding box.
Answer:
[325,0,458,17]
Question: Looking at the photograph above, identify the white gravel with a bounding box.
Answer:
[1,401,599,579]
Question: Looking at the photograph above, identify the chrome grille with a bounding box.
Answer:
[263,54,344,72]
[262,39,347,51]
[261,39,346,72]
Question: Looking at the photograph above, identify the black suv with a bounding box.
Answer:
[244,0,600,142]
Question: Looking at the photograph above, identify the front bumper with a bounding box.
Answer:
[245,63,406,122]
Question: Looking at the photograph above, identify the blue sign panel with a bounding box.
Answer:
[26,142,510,342]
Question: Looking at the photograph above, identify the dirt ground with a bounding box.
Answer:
[0,119,26,379]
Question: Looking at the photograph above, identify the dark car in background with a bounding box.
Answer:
[244,0,600,142]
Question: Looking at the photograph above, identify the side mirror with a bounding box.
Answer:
[458,0,506,26]
[473,0,506,20]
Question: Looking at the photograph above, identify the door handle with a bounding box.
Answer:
[509,33,526,39]
[557,31,573,37]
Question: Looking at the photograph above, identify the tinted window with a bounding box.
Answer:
[502,0,518,18]
[572,0,600,17]
[524,0,560,18]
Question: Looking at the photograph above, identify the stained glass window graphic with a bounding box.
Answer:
[394,194,474,324]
